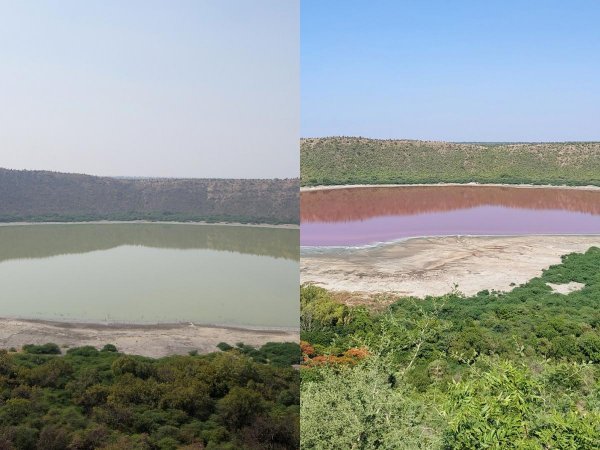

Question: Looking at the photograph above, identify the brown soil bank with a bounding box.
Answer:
[0,319,298,358]
[301,235,600,297]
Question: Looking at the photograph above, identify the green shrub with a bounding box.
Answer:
[0,349,299,449]
[300,247,600,449]
[101,344,118,353]
[216,342,233,352]
[22,343,61,355]
[67,346,100,357]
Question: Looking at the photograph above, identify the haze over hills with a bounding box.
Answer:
[0,168,299,224]
[301,137,600,186]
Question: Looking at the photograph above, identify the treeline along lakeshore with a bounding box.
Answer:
[0,169,299,224]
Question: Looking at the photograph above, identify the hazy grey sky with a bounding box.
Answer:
[0,0,299,178]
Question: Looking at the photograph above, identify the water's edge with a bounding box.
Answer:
[300,233,600,254]
[0,315,299,333]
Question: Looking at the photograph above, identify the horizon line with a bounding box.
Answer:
[0,167,299,181]
[300,136,600,144]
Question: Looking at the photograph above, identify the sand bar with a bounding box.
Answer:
[301,235,600,298]
[0,319,299,358]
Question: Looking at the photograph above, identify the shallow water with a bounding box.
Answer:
[0,223,299,328]
[301,186,600,246]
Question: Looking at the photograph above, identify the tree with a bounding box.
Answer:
[217,387,265,430]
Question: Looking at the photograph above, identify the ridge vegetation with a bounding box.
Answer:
[301,137,600,187]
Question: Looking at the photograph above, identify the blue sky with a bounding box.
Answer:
[0,0,299,178]
[301,1,600,141]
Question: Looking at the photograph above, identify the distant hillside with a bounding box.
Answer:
[0,169,299,224]
[301,137,600,186]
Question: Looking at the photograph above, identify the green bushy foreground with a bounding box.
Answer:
[300,247,600,449]
[300,137,600,186]
[0,342,300,450]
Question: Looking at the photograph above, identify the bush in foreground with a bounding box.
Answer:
[0,342,299,449]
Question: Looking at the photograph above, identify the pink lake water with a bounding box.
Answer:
[301,186,600,247]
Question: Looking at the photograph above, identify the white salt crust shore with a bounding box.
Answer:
[301,235,600,298]
[301,182,600,192]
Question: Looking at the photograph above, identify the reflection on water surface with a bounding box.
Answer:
[301,186,600,246]
[0,224,298,328]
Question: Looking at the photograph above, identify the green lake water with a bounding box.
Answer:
[0,223,299,328]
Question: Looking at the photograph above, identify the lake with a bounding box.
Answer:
[301,186,600,246]
[0,223,299,328]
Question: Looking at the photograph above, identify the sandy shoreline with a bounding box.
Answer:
[0,220,298,229]
[301,182,600,192]
[0,319,299,358]
[301,235,600,298]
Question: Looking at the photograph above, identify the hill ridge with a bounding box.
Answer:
[300,137,600,186]
[0,168,299,224]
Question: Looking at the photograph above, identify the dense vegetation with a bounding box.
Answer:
[0,169,299,224]
[300,247,600,449]
[301,137,600,187]
[0,342,300,449]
